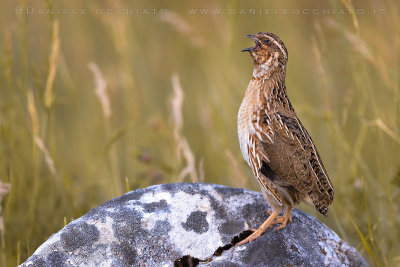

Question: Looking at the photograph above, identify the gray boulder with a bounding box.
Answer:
[21,183,367,266]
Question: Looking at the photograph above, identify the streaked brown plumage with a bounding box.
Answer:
[237,32,334,245]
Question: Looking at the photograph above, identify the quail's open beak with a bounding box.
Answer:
[242,34,259,52]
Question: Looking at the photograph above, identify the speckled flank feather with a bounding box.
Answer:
[238,32,334,216]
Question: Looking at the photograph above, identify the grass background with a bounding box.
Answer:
[0,0,399,266]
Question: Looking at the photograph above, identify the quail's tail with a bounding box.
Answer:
[308,176,334,216]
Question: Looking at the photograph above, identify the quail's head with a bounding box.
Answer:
[242,32,288,75]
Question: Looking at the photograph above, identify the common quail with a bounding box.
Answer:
[237,32,334,245]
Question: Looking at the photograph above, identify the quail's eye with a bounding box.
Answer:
[262,39,270,45]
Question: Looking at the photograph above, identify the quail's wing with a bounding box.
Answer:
[261,111,334,205]
[249,108,284,205]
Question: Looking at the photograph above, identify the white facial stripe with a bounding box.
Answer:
[266,35,287,59]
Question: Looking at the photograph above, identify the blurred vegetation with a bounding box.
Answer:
[0,0,399,266]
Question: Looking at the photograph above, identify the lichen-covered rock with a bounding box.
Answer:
[21,183,367,267]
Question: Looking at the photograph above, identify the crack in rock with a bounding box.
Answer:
[173,229,254,266]
[174,255,201,267]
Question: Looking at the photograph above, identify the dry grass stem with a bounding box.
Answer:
[171,73,198,182]
[369,119,400,145]
[160,12,192,36]
[27,90,39,136]
[324,18,372,63]
[34,136,57,176]
[198,158,205,183]
[311,35,330,105]
[171,73,184,162]
[339,0,359,30]
[88,62,111,119]
[4,30,13,86]
[0,181,11,233]
[44,20,60,108]
[177,139,198,183]
[160,11,205,48]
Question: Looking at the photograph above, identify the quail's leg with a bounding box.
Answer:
[274,206,292,230]
[266,205,293,230]
[237,210,279,246]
